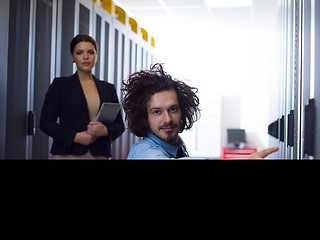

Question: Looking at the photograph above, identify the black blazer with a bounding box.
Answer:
[40,72,125,157]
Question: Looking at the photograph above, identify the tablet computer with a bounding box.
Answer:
[96,102,121,124]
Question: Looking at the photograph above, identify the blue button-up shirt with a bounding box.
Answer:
[127,132,188,160]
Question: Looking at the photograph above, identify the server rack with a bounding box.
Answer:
[268,0,319,159]
[0,0,158,159]
[0,0,11,160]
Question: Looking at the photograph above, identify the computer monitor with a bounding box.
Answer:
[227,129,246,148]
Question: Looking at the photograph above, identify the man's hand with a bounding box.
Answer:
[245,147,279,159]
[87,121,109,138]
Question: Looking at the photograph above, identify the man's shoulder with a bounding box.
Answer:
[128,137,169,159]
[130,137,158,150]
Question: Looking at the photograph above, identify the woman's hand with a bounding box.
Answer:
[74,131,98,146]
[87,121,109,138]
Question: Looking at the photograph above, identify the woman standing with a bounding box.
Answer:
[40,34,124,159]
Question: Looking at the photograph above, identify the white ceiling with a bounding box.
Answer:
[113,0,279,33]
[114,0,213,26]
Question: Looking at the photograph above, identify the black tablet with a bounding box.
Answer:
[96,102,121,124]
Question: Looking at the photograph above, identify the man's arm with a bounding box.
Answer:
[245,147,279,159]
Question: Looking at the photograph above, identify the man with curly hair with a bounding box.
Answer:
[121,64,278,159]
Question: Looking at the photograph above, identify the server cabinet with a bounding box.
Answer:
[110,18,127,159]
[300,0,312,159]
[2,0,159,159]
[92,3,112,81]
[58,0,75,77]
[121,32,142,159]
[140,46,145,71]
[58,0,94,76]
[6,0,31,159]
[73,0,93,74]
[5,0,57,159]
[312,0,320,159]
[76,0,93,35]
[269,0,318,160]
[32,0,57,159]
[0,0,10,159]
[127,39,139,151]
[292,0,302,159]
[286,0,296,160]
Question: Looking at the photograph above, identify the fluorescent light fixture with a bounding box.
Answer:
[205,0,253,8]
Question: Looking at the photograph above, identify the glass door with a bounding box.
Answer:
[32,0,57,159]
[312,0,320,159]
[76,0,93,35]
[6,0,57,159]
[92,3,112,81]
[292,0,303,159]
[300,0,312,159]
[111,18,127,159]
[58,0,75,77]
[6,0,31,159]
[59,0,93,79]
[73,0,93,73]
[0,0,10,159]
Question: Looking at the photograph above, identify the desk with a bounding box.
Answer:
[222,148,257,159]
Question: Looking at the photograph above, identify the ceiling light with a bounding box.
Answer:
[204,0,253,8]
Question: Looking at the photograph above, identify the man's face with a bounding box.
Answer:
[147,89,182,146]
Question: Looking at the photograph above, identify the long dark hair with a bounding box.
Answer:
[121,63,201,137]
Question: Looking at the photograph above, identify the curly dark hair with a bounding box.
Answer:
[121,63,201,137]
